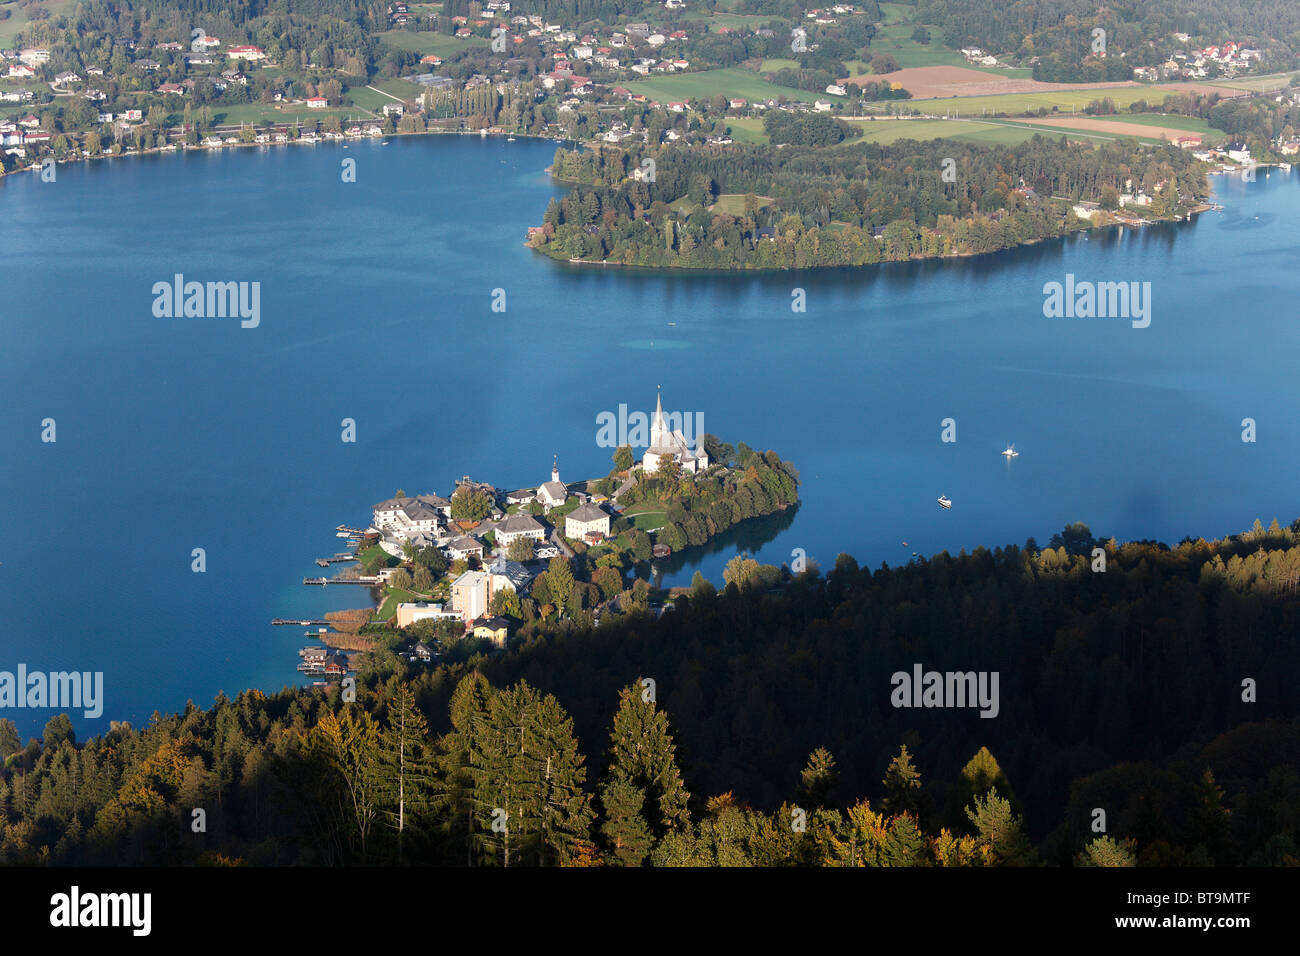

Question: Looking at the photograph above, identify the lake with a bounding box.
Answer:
[3,135,1298,738]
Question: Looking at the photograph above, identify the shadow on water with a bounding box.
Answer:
[645,504,800,582]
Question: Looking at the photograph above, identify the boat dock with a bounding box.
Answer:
[304,575,380,586]
[271,618,330,626]
[315,552,359,567]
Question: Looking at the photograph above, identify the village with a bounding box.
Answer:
[288,389,799,683]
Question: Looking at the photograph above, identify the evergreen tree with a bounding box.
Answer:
[600,682,691,847]
[377,684,437,863]
[436,672,495,866]
[881,744,922,817]
[965,787,1037,866]
[798,747,840,810]
[599,778,654,866]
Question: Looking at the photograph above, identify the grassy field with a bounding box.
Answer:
[0,0,76,47]
[725,116,768,144]
[906,85,1170,116]
[711,192,774,214]
[1099,112,1226,140]
[376,587,420,622]
[205,103,369,126]
[842,117,1046,145]
[627,511,667,532]
[626,67,821,104]
[377,30,488,56]
[1208,71,1300,92]
[682,12,781,31]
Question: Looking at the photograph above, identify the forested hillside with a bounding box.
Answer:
[2,519,1298,867]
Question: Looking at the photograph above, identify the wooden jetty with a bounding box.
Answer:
[304,575,380,586]
[315,552,359,567]
[271,618,329,626]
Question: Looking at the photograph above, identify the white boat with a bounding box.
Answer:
[1002,443,1019,458]
[507,136,516,142]
[937,495,952,509]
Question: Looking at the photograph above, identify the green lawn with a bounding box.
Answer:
[710,192,774,215]
[626,68,821,104]
[376,587,419,622]
[759,58,802,72]
[630,511,667,532]
[726,116,768,144]
[204,103,369,126]
[378,30,488,57]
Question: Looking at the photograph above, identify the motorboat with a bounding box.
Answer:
[1002,443,1019,458]
[937,495,952,509]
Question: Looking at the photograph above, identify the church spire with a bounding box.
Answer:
[551,455,559,484]
[651,385,668,446]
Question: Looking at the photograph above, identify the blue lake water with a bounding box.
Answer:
[3,136,1299,738]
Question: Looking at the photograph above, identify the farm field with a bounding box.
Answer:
[897,84,1193,117]
[844,65,1144,100]
[626,67,820,104]
[1013,115,1225,144]
[1208,71,1300,92]
[377,30,488,56]
[841,117,1048,146]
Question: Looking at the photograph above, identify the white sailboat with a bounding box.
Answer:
[1002,443,1019,458]
[937,495,952,509]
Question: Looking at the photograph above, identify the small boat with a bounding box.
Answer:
[507,136,516,142]
[1002,443,1019,459]
[937,495,952,510]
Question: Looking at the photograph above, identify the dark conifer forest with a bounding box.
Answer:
[3,519,1298,867]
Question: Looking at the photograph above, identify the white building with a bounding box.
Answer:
[642,389,709,475]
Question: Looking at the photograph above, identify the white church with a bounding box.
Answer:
[643,388,709,475]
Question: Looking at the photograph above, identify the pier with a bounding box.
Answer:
[271,618,329,626]
[315,552,359,567]
[304,575,380,586]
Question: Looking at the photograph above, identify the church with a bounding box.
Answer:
[643,388,709,475]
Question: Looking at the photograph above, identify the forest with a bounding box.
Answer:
[2,518,1298,867]
[532,135,1210,270]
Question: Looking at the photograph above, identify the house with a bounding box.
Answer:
[18,49,50,66]
[536,460,568,510]
[1175,135,1201,148]
[505,488,536,505]
[1072,201,1100,220]
[395,601,461,628]
[323,654,349,678]
[411,641,434,662]
[565,502,610,541]
[1225,143,1251,163]
[814,99,833,112]
[495,512,547,545]
[7,64,34,79]
[472,615,510,646]
[420,54,443,66]
[227,45,266,61]
[448,536,484,560]
[642,388,709,475]
[487,556,533,593]
[534,542,561,559]
[729,98,746,109]
[382,103,404,117]
[451,570,490,621]
[306,96,328,109]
